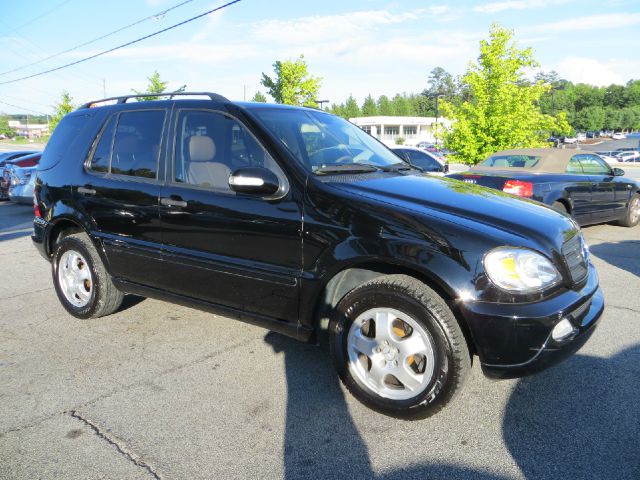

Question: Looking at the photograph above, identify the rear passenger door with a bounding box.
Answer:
[158,108,302,322]
[80,108,167,286]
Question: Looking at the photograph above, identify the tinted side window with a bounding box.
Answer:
[174,110,284,193]
[90,116,115,173]
[566,156,584,174]
[406,150,440,171]
[575,154,611,175]
[40,114,91,170]
[110,110,164,178]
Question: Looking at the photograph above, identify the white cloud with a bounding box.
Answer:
[474,0,570,13]
[555,57,624,86]
[526,12,640,32]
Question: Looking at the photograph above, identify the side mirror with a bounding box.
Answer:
[442,163,449,173]
[229,167,280,196]
[613,167,625,176]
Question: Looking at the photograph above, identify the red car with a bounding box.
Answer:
[1,152,41,200]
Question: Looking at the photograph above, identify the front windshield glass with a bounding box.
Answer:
[250,108,405,173]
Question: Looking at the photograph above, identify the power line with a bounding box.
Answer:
[0,99,46,115]
[0,0,241,86]
[0,0,196,77]
[0,0,75,37]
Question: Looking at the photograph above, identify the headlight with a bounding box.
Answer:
[484,247,560,292]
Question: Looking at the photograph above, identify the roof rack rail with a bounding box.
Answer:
[79,91,229,109]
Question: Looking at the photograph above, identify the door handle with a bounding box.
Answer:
[78,186,96,195]
[160,196,187,208]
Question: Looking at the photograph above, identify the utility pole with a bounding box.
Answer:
[243,85,246,101]
[430,92,444,148]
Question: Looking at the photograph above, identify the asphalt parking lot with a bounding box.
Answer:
[1,202,638,480]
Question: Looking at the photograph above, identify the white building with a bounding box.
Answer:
[349,116,450,147]
[8,120,50,139]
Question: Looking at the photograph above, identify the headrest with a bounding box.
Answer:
[189,136,216,162]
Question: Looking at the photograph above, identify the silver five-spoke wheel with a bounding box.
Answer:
[57,250,93,307]
[630,196,640,224]
[346,307,435,400]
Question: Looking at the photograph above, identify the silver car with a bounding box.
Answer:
[8,166,36,204]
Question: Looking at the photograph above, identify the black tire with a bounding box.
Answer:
[52,232,124,319]
[551,201,569,215]
[329,274,470,419]
[618,193,640,227]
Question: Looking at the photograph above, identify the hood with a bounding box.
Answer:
[328,173,578,248]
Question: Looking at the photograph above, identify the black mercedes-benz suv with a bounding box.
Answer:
[32,92,604,418]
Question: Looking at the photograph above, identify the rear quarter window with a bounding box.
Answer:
[479,155,541,168]
[39,113,91,171]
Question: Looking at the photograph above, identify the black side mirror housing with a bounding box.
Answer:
[613,168,625,176]
[229,167,280,196]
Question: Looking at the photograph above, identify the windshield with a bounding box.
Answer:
[250,108,405,173]
[479,155,541,168]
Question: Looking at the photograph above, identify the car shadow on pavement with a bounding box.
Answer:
[589,241,640,277]
[264,332,510,480]
[0,203,33,242]
[503,344,640,480]
[265,332,639,480]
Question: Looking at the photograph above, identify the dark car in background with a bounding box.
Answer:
[33,94,603,418]
[447,148,640,228]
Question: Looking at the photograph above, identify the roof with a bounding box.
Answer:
[470,148,584,173]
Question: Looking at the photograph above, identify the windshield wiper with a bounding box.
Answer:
[314,164,381,175]
[379,163,414,172]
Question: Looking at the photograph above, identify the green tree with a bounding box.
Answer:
[377,95,394,115]
[361,94,378,116]
[425,67,457,98]
[260,54,322,107]
[251,91,267,103]
[0,115,14,138]
[132,70,169,101]
[391,94,415,116]
[343,95,361,118]
[50,90,75,132]
[574,106,605,132]
[441,24,570,164]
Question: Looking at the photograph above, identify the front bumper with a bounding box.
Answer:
[459,264,604,379]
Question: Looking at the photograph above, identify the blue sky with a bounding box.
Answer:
[0,0,639,115]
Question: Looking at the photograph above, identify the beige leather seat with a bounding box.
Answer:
[186,136,232,192]
[493,158,509,168]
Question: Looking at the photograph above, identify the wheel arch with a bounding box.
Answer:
[310,260,477,356]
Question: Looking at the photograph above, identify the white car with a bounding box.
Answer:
[616,151,640,162]
[576,132,586,141]
[563,136,577,144]
[612,132,627,140]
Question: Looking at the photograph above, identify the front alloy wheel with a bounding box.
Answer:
[330,274,470,419]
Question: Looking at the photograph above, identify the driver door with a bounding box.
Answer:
[159,109,303,322]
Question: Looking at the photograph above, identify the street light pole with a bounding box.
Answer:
[430,92,444,148]
[316,99,329,110]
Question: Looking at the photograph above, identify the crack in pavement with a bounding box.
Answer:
[608,304,640,315]
[1,287,51,301]
[69,410,161,480]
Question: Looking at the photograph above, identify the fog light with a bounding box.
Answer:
[552,318,577,342]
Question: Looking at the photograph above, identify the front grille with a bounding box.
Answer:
[562,234,588,284]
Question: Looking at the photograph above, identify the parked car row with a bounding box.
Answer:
[0,150,41,202]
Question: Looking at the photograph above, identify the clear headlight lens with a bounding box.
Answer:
[484,247,560,292]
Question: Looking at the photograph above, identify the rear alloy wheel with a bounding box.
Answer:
[52,233,124,319]
[619,194,640,227]
[330,274,470,419]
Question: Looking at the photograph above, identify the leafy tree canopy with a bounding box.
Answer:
[440,24,570,164]
[261,55,322,107]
